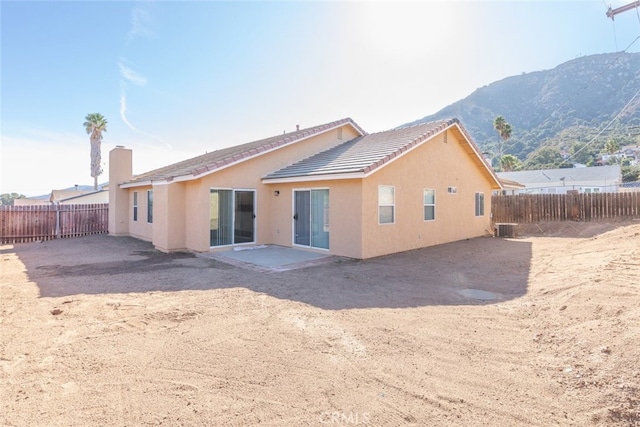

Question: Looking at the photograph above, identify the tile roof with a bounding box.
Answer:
[124,118,365,185]
[263,118,490,181]
[497,165,621,185]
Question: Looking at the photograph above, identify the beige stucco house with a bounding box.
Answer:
[109,118,502,259]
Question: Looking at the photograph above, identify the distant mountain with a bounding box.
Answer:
[403,52,640,168]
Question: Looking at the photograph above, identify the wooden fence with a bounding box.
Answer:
[492,193,640,224]
[0,203,109,244]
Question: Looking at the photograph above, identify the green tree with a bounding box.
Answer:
[525,146,564,170]
[621,165,640,183]
[0,193,26,206]
[499,154,522,172]
[570,142,594,165]
[83,113,108,190]
[493,116,513,169]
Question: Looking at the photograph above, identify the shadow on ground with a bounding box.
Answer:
[7,234,534,309]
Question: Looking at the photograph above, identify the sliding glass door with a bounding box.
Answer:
[234,190,255,244]
[294,189,329,250]
[210,189,255,247]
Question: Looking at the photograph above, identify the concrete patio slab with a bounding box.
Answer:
[203,245,337,271]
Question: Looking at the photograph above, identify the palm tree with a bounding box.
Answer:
[604,138,621,164]
[499,154,521,172]
[493,115,512,170]
[83,113,108,190]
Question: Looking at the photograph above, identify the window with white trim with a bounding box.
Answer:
[378,185,395,224]
[423,189,435,221]
[133,191,138,221]
[475,192,485,217]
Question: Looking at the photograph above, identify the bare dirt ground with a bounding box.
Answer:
[1,221,639,426]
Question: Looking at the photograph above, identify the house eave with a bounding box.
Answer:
[120,180,153,189]
[262,172,366,184]
[450,123,503,190]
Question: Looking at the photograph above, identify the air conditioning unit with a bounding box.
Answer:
[494,223,517,238]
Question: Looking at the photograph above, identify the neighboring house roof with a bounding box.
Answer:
[263,118,501,189]
[500,178,525,189]
[497,165,621,186]
[57,189,108,203]
[123,118,366,187]
[50,189,95,203]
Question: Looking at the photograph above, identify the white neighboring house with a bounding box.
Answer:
[56,189,108,205]
[497,165,622,195]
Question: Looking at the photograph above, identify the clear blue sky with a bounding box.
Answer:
[2,1,639,196]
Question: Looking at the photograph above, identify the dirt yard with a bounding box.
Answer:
[1,221,639,426]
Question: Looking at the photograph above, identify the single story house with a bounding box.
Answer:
[14,187,108,205]
[497,178,525,195]
[497,165,622,195]
[109,117,502,259]
[56,189,108,205]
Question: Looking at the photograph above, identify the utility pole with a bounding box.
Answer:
[606,1,640,19]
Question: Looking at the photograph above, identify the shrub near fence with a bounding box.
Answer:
[492,193,640,224]
[0,203,109,244]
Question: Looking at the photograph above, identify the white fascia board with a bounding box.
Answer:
[262,172,365,184]
[120,180,152,189]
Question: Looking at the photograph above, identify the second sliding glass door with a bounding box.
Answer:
[294,189,329,250]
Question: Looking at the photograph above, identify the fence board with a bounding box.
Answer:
[0,204,108,244]
[492,193,640,224]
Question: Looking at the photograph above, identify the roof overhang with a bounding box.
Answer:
[449,123,503,190]
[499,178,525,189]
[263,172,366,184]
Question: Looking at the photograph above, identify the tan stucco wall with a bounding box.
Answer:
[128,186,153,242]
[153,183,186,252]
[108,147,133,236]
[360,130,494,259]
[262,179,363,258]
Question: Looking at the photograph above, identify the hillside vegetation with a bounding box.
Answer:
[405,52,640,170]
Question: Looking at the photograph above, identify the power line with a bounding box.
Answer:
[560,86,640,165]
[514,35,640,167]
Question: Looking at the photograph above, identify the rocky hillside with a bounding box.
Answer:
[404,52,640,167]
